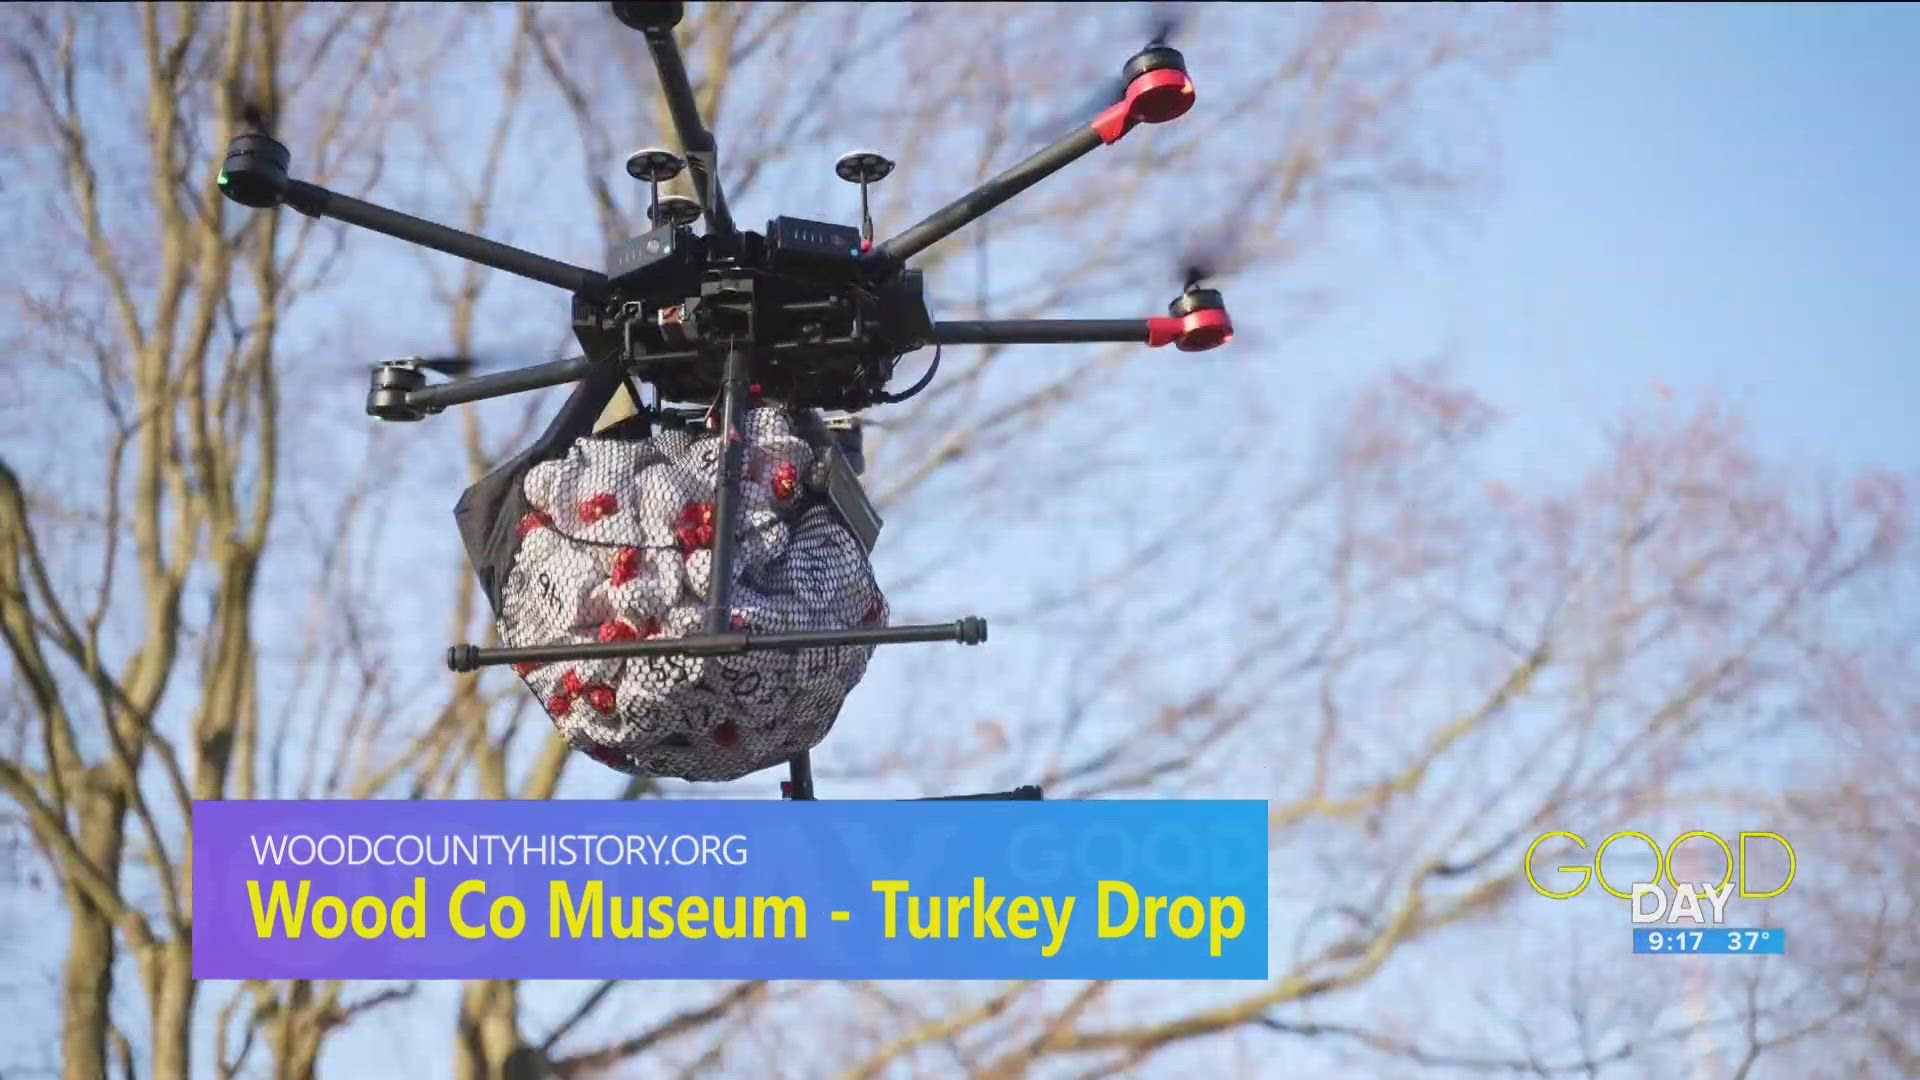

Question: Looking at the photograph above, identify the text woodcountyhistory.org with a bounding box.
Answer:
[247,832,751,867]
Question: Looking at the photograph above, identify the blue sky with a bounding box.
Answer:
[1335,2,1918,477]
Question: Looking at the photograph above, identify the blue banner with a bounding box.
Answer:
[1632,928,1786,955]
[193,799,1268,980]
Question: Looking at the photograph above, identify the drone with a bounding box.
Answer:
[216,1,1232,802]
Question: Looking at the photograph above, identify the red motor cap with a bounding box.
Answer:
[1093,67,1197,144]
[1126,67,1194,125]
[1175,307,1231,352]
[1145,308,1232,352]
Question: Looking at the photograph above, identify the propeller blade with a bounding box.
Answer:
[416,354,481,377]
[1181,252,1237,292]
[227,79,277,136]
[1145,5,1186,47]
[343,354,484,381]
[1167,234,1266,351]
[1024,2,1193,142]
[1177,199,1270,287]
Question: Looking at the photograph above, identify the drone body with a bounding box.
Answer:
[217,1,1231,801]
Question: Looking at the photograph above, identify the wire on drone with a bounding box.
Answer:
[875,344,940,404]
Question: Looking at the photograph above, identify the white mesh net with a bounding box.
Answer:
[497,406,885,781]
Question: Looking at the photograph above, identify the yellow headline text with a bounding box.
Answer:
[242,877,1250,956]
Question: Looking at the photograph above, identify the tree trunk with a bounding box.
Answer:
[147,944,197,1080]
[274,1030,323,1080]
[60,779,126,1080]
[455,980,544,1080]
[265,981,327,1080]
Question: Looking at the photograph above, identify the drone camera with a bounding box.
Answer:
[218,132,292,209]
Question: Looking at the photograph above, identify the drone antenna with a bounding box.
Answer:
[626,148,687,227]
[835,151,895,248]
[611,2,735,237]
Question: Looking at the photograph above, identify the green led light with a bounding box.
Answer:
[217,173,229,186]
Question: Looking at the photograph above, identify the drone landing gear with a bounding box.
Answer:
[446,617,1040,801]
[922,786,1045,800]
[780,759,1043,802]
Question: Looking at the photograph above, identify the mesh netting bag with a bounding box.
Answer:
[454,366,886,781]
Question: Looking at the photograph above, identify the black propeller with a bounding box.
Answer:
[334,353,487,383]
[226,79,277,137]
[1169,235,1260,349]
[336,323,590,385]
[1027,3,1192,142]
[1118,6,1189,89]
[406,355,482,377]
[1176,226,1244,295]
[1181,260,1212,293]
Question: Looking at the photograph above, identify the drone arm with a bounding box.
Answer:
[932,312,1231,352]
[865,126,1104,274]
[282,180,611,298]
[863,55,1196,274]
[398,354,599,413]
[934,319,1148,345]
[638,28,735,236]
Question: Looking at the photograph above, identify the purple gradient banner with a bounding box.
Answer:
[191,799,1268,981]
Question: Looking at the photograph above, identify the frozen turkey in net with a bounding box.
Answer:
[745,435,813,514]
[600,546,681,622]
[749,503,884,628]
[522,440,665,548]
[737,509,790,573]
[452,368,885,782]
[500,525,611,645]
[634,464,702,548]
[683,547,718,600]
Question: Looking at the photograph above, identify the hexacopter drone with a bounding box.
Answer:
[216,1,1231,801]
